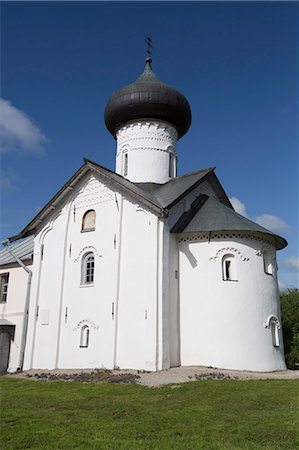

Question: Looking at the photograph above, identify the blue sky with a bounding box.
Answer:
[1,1,298,288]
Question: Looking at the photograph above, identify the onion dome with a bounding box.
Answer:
[104,57,192,139]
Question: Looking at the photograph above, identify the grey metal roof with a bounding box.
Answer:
[9,159,280,250]
[135,167,216,208]
[0,236,34,265]
[9,160,168,242]
[9,159,220,242]
[104,58,191,139]
[175,196,287,250]
[85,160,166,214]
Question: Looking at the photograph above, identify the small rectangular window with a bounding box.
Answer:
[169,153,173,177]
[222,255,237,281]
[0,273,9,303]
[80,326,90,348]
[124,153,128,176]
[225,260,231,280]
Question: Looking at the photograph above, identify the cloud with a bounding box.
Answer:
[0,98,47,156]
[255,214,290,234]
[282,256,299,271]
[229,196,248,217]
[229,196,291,235]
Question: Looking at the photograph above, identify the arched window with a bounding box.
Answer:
[222,254,237,281]
[80,325,90,348]
[263,251,273,275]
[81,210,96,232]
[265,315,280,348]
[123,153,128,176]
[81,252,95,285]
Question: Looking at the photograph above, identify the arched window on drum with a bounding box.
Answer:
[263,251,274,275]
[222,254,237,281]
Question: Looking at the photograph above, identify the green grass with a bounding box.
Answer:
[1,378,298,449]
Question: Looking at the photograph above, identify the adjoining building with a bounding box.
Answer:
[1,56,287,372]
[0,236,33,372]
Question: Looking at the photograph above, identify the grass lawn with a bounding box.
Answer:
[1,378,298,449]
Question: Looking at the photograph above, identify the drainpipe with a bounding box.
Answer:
[2,238,33,371]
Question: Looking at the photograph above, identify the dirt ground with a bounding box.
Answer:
[6,365,299,387]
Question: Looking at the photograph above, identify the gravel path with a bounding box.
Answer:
[6,366,299,387]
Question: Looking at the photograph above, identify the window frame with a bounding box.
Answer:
[81,209,96,233]
[81,252,95,286]
[222,254,237,282]
[123,152,128,176]
[0,273,9,303]
[263,251,274,276]
[264,315,281,348]
[80,325,90,348]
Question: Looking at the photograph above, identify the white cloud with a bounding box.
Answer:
[0,98,47,156]
[282,256,299,271]
[229,196,248,217]
[229,196,291,235]
[255,214,290,234]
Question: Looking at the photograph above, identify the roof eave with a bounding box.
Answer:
[84,159,167,218]
[9,163,89,242]
[9,159,168,243]
[167,168,216,209]
[176,229,287,250]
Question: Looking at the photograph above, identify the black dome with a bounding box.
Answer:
[104,58,192,139]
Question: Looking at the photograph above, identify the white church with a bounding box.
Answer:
[0,56,287,373]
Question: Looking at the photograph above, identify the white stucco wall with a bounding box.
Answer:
[116,120,178,183]
[24,173,165,371]
[22,169,286,373]
[115,201,160,371]
[0,264,32,372]
[178,234,286,372]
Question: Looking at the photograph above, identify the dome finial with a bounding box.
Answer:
[145,35,153,66]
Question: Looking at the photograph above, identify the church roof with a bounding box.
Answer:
[135,167,223,208]
[171,195,287,250]
[0,235,34,266]
[8,159,223,242]
[104,58,191,139]
[8,159,285,250]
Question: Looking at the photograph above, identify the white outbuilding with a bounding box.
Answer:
[1,56,287,372]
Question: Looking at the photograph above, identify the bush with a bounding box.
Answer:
[280,288,299,369]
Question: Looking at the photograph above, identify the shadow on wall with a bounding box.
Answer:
[181,244,198,268]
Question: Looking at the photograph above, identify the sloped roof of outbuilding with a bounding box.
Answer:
[171,195,287,250]
[0,235,34,266]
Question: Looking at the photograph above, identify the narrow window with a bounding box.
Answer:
[270,321,280,347]
[124,153,128,176]
[222,254,237,281]
[0,273,9,303]
[263,251,273,275]
[81,252,95,285]
[81,210,96,232]
[80,325,90,348]
[169,153,173,177]
[265,315,281,348]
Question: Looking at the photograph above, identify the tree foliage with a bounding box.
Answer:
[280,288,299,369]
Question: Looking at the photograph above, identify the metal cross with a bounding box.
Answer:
[145,36,153,59]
